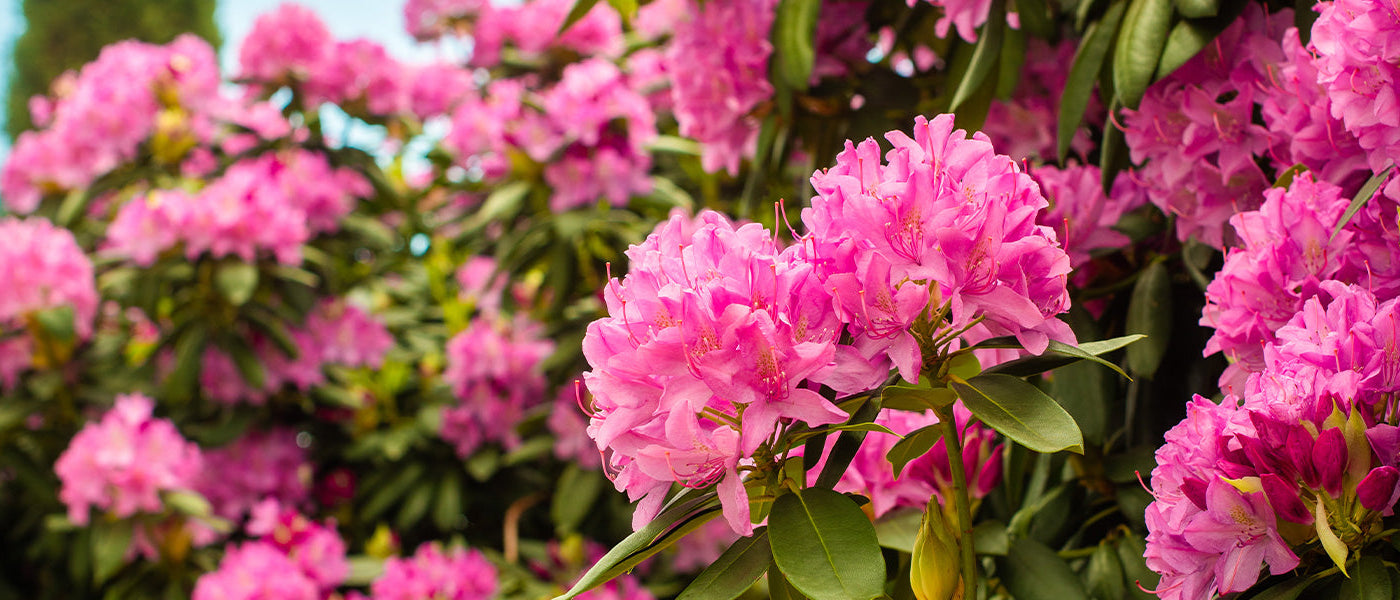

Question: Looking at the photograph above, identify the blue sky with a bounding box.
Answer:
[0,0,452,158]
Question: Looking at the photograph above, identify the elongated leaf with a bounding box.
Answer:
[677,528,772,600]
[432,471,464,531]
[873,508,922,552]
[91,519,132,585]
[882,384,957,412]
[951,0,1006,112]
[971,520,1009,556]
[1156,20,1214,78]
[999,537,1089,600]
[163,326,207,402]
[995,26,1029,99]
[1126,261,1171,378]
[814,396,881,488]
[985,335,1143,378]
[1250,576,1314,600]
[773,0,821,91]
[951,374,1085,454]
[1014,0,1054,37]
[1113,0,1173,109]
[1173,0,1217,18]
[1333,166,1392,239]
[1114,531,1159,599]
[556,494,721,599]
[1340,555,1392,599]
[552,464,605,535]
[1272,163,1309,189]
[1060,1,1126,162]
[1100,101,1130,193]
[1087,541,1127,600]
[558,0,601,35]
[769,563,809,600]
[769,489,885,600]
[468,181,531,230]
[887,425,943,478]
[646,135,703,156]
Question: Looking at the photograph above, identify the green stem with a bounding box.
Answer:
[935,404,977,594]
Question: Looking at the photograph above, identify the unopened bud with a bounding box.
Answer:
[911,499,962,600]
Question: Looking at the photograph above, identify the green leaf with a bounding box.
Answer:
[677,528,772,600]
[646,135,703,157]
[971,520,1009,556]
[998,537,1090,600]
[33,305,76,343]
[1341,555,1392,599]
[164,489,213,518]
[1113,0,1173,109]
[163,327,207,401]
[556,494,722,599]
[552,464,604,535]
[91,519,132,585]
[883,384,957,412]
[468,181,531,230]
[1156,20,1214,78]
[606,0,638,21]
[1087,541,1127,600]
[1114,531,1159,599]
[557,0,601,35]
[395,480,435,530]
[1173,0,1217,18]
[886,425,943,478]
[1316,499,1349,575]
[342,213,397,249]
[1126,261,1171,378]
[824,422,898,436]
[984,335,1142,378]
[1013,0,1055,37]
[1100,101,1131,193]
[769,563,810,600]
[432,471,464,531]
[873,508,922,553]
[769,488,886,600]
[1059,1,1126,162]
[950,374,1085,454]
[995,26,1029,99]
[773,0,821,91]
[813,396,882,488]
[1333,166,1392,240]
[344,556,385,587]
[1250,576,1314,600]
[215,262,259,307]
[222,336,266,391]
[951,0,1007,112]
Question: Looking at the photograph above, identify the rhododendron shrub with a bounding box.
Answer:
[9,0,1400,598]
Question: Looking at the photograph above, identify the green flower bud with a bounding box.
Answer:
[911,498,962,600]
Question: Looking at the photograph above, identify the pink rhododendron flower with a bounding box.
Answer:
[584,211,848,535]
[549,381,603,469]
[404,0,488,40]
[198,429,311,521]
[308,300,394,369]
[237,2,333,85]
[1030,162,1141,282]
[908,0,1018,42]
[55,394,204,525]
[0,217,99,342]
[664,0,779,174]
[1312,0,1400,178]
[800,114,1075,381]
[441,314,555,457]
[369,544,497,600]
[245,500,349,590]
[468,0,624,68]
[983,39,1097,162]
[193,542,321,600]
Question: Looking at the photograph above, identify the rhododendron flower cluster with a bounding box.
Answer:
[1,35,220,213]
[105,150,371,266]
[1312,0,1400,188]
[909,0,1018,42]
[467,0,624,67]
[1200,173,1400,392]
[801,114,1075,381]
[828,404,1002,518]
[664,0,779,174]
[0,217,98,388]
[194,503,347,600]
[1147,283,1400,598]
[54,394,203,525]
[441,315,555,457]
[983,39,1097,162]
[583,210,849,535]
[367,544,497,600]
[1029,162,1142,282]
[197,428,311,521]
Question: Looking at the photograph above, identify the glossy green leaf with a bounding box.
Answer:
[1013,0,1054,37]
[468,181,531,230]
[769,488,885,600]
[951,0,1006,112]
[1100,101,1131,193]
[394,480,434,530]
[984,335,1142,378]
[1087,541,1127,600]
[33,305,76,343]
[432,471,464,531]
[1173,0,1217,18]
[1114,531,1159,599]
[999,537,1089,600]
[971,520,1009,556]
[215,262,259,307]
[556,494,721,599]
[1340,555,1392,599]
[882,384,957,412]
[995,26,1028,99]
[886,424,943,478]
[557,0,601,35]
[769,563,810,600]
[1250,576,1313,600]
[646,135,702,156]
[951,374,1085,454]
[873,508,922,553]
[163,326,207,401]
[1060,1,1126,162]
[677,528,772,600]
[1333,166,1392,240]
[344,556,385,587]
[1126,261,1171,378]
[773,0,821,91]
[164,489,212,518]
[813,396,881,488]
[1113,0,1173,109]
[1272,163,1309,189]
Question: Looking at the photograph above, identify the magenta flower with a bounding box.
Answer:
[0,217,99,346]
[1179,478,1298,595]
[197,429,311,521]
[441,314,555,457]
[369,544,497,600]
[193,542,320,600]
[1312,0,1400,175]
[245,500,349,591]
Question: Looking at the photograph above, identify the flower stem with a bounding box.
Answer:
[935,404,977,594]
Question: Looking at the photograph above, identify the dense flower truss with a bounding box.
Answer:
[583,211,848,535]
[1259,29,1370,191]
[368,544,498,600]
[193,542,321,600]
[800,114,1074,382]
[197,428,311,521]
[664,0,779,175]
[1149,283,1400,598]
[441,314,555,457]
[0,34,220,213]
[1312,0,1400,181]
[0,217,98,388]
[1029,162,1142,282]
[55,394,203,525]
[1200,173,1400,392]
